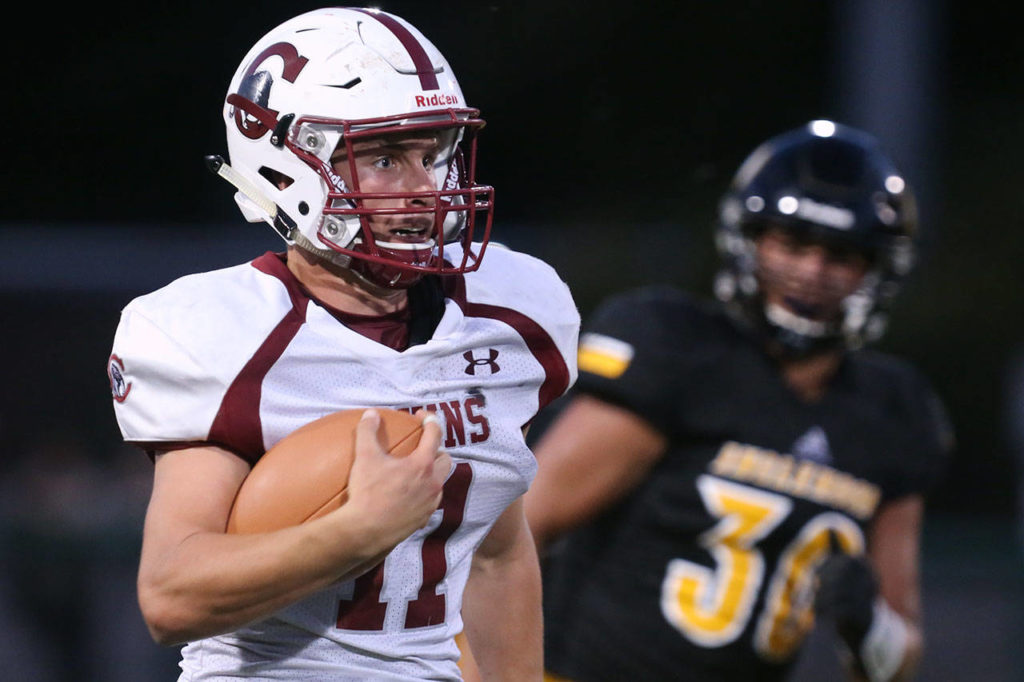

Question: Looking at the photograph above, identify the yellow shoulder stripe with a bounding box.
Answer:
[577,332,635,379]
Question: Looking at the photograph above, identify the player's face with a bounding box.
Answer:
[755,226,869,324]
[330,132,444,245]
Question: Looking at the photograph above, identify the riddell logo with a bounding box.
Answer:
[414,93,459,107]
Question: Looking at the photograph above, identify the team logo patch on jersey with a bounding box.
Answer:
[577,332,634,379]
[791,426,832,465]
[464,349,500,376]
[107,354,132,403]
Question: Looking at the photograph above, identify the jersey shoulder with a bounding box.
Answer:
[454,242,582,403]
[846,350,950,430]
[579,286,737,376]
[122,255,290,337]
[574,287,739,431]
[457,241,581,366]
[118,256,295,376]
[110,254,296,445]
[845,349,955,491]
[460,242,578,319]
[585,285,728,338]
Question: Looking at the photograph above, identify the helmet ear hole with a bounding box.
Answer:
[259,167,294,190]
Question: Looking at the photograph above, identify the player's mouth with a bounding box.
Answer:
[382,221,434,245]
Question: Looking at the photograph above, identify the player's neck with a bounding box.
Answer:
[286,247,408,316]
[777,349,843,403]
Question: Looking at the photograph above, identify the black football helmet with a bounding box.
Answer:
[714,120,918,355]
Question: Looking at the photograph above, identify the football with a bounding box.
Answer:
[226,408,425,534]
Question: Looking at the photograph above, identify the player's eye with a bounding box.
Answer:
[373,156,394,170]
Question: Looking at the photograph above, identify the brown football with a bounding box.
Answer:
[226,408,424,534]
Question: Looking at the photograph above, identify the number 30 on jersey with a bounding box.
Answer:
[660,475,864,660]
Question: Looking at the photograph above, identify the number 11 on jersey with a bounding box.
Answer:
[337,462,473,631]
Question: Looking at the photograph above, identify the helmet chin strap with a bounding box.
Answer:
[764,303,832,339]
[352,263,421,289]
[349,239,436,289]
[761,302,844,359]
[292,231,352,268]
[292,231,423,292]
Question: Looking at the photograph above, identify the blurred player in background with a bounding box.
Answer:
[106,7,578,680]
[526,121,952,681]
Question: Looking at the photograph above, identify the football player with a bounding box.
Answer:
[525,120,952,681]
[107,8,579,680]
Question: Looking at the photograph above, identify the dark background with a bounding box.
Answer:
[1,1,1022,680]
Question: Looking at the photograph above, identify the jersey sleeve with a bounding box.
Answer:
[459,243,581,410]
[574,287,688,434]
[107,263,290,454]
[855,352,956,500]
[889,363,955,498]
[506,247,581,401]
[109,305,229,448]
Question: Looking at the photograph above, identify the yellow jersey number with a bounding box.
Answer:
[660,475,864,660]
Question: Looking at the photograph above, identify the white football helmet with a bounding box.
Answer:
[212,7,494,288]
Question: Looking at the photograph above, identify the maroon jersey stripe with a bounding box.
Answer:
[207,253,310,462]
[444,274,570,413]
[352,9,440,91]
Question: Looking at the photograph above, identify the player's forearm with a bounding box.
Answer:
[139,506,390,645]
[872,613,922,682]
[462,544,544,680]
[842,600,923,682]
[891,623,923,681]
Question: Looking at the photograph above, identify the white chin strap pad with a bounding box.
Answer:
[764,302,829,338]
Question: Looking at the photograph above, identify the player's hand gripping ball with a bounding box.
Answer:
[227,408,426,534]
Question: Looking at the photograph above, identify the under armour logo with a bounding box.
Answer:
[464,349,500,376]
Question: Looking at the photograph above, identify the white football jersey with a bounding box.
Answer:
[108,243,579,681]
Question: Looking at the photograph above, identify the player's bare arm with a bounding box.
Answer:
[462,496,544,681]
[525,393,667,552]
[866,494,925,681]
[814,494,926,682]
[137,410,445,645]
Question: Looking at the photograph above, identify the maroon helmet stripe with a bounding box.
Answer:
[353,9,439,91]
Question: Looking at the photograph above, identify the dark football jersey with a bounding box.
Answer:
[541,286,952,682]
